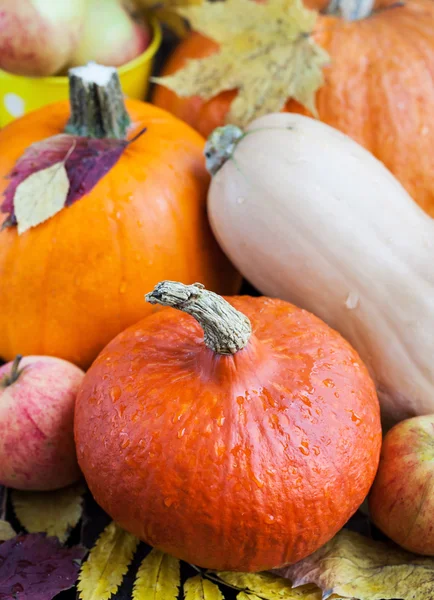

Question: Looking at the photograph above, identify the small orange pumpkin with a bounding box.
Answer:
[153,0,434,216]
[0,67,239,368]
[75,281,381,572]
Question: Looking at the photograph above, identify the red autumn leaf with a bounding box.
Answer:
[0,533,86,600]
[0,131,146,227]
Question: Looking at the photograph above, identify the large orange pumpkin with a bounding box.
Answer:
[0,68,239,369]
[153,0,434,216]
[75,281,382,572]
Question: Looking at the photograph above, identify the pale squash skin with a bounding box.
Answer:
[207,113,434,427]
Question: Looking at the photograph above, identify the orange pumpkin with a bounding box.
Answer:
[153,0,434,216]
[75,281,382,572]
[0,68,239,369]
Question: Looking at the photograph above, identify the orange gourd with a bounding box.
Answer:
[75,281,382,572]
[0,66,239,369]
[153,0,434,216]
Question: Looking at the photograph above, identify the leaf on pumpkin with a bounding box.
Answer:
[1,133,132,230]
[237,593,262,600]
[0,520,16,542]
[215,572,321,600]
[13,161,70,234]
[12,482,85,544]
[0,533,85,600]
[275,529,434,600]
[184,575,224,600]
[154,0,329,128]
[78,521,139,600]
[132,548,180,600]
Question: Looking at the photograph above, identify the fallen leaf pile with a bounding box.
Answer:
[155,0,329,128]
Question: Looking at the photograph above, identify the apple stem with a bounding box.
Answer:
[2,355,23,387]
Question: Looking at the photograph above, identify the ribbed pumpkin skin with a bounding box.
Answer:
[75,296,381,572]
[153,0,434,216]
[0,101,240,368]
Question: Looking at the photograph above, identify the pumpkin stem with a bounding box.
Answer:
[325,0,375,19]
[146,281,252,355]
[65,63,131,139]
[1,355,24,387]
[205,125,244,176]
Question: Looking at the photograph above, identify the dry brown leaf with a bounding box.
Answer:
[275,529,434,600]
[0,520,16,542]
[134,0,201,36]
[14,161,70,235]
[78,521,139,600]
[133,548,180,600]
[184,575,224,599]
[216,571,321,600]
[155,0,329,127]
[12,483,85,544]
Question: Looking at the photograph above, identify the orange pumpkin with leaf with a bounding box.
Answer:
[153,0,434,216]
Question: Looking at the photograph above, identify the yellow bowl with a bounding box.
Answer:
[0,17,162,128]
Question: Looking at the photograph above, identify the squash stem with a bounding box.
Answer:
[325,0,375,19]
[146,281,252,355]
[65,63,131,139]
[205,125,244,176]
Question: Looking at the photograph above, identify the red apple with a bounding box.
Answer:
[369,415,434,555]
[69,0,151,69]
[0,355,85,491]
[0,0,86,76]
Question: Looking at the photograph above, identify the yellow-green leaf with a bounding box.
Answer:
[216,572,321,600]
[154,0,329,128]
[184,575,224,599]
[133,548,180,600]
[12,482,85,544]
[0,519,16,541]
[78,521,139,600]
[237,593,262,600]
[14,161,70,235]
[275,529,434,600]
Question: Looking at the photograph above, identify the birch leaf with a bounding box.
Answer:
[0,520,16,542]
[12,482,85,544]
[78,521,139,600]
[275,529,434,600]
[13,161,70,235]
[216,571,321,600]
[184,575,224,599]
[133,548,180,600]
[154,0,329,128]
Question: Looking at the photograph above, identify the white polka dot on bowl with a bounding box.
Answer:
[4,93,25,117]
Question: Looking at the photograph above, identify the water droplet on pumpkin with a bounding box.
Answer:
[323,378,335,388]
[334,392,340,398]
[120,437,130,449]
[345,291,359,310]
[350,410,362,425]
[11,584,24,594]
[116,211,122,220]
[237,196,246,205]
[110,386,122,402]
[313,446,320,456]
[252,475,264,488]
[164,497,174,507]
[217,416,225,427]
[119,281,127,294]
[178,428,186,438]
[299,445,310,456]
[264,514,275,524]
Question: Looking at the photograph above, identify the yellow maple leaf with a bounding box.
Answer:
[0,519,16,542]
[184,575,224,599]
[154,0,329,128]
[12,482,85,544]
[275,529,434,600]
[78,521,139,600]
[133,548,180,600]
[13,161,70,235]
[216,571,322,600]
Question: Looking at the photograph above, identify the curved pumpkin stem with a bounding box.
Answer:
[65,63,131,139]
[146,281,252,355]
[205,125,244,176]
[325,0,375,19]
